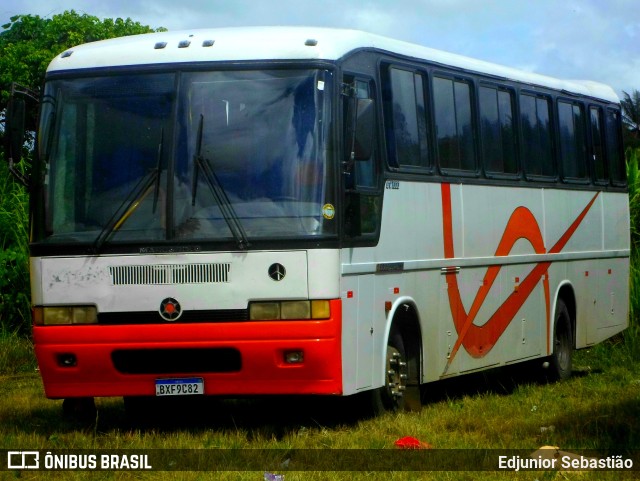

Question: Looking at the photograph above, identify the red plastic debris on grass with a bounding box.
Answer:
[394,436,433,449]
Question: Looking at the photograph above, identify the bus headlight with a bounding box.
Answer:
[249,302,280,321]
[281,301,310,320]
[249,300,330,321]
[33,306,98,326]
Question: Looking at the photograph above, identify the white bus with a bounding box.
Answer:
[6,27,629,416]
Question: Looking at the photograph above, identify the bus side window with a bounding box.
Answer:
[385,66,430,170]
[589,106,607,182]
[479,85,517,175]
[558,100,587,181]
[433,76,476,172]
[606,109,626,185]
[520,93,554,178]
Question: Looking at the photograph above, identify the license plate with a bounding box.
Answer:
[155,377,204,396]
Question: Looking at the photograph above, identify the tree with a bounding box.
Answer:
[622,90,640,150]
[0,11,164,107]
[0,10,164,171]
[0,11,164,334]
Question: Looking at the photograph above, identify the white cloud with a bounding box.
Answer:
[1,0,638,95]
[345,8,396,35]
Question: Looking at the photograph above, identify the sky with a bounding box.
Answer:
[1,0,639,98]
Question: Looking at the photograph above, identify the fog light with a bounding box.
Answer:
[57,353,77,367]
[284,350,304,364]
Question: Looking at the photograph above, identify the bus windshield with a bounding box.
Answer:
[35,68,334,248]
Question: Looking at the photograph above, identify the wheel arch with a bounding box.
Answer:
[384,297,422,387]
[554,281,577,349]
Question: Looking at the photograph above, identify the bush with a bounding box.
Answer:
[0,247,30,332]
[0,160,30,334]
[628,148,640,249]
[625,148,640,359]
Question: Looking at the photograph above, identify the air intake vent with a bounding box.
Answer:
[109,263,230,286]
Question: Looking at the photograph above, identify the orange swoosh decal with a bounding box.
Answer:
[441,184,599,371]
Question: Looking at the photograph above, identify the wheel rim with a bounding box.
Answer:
[386,346,408,405]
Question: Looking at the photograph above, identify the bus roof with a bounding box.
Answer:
[47,26,619,104]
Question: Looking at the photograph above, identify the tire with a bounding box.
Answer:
[369,325,408,415]
[62,397,96,424]
[548,299,573,382]
[123,396,158,425]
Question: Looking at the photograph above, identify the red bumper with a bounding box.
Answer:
[34,300,342,399]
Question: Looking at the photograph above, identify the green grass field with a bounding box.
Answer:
[1,332,639,480]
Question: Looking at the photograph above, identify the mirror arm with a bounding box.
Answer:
[342,155,355,176]
[10,83,39,103]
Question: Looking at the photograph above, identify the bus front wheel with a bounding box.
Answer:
[62,397,96,423]
[370,326,408,414]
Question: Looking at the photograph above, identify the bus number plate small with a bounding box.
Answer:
[155,377,204,396]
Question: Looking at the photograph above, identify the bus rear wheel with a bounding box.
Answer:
[547,299,573,382]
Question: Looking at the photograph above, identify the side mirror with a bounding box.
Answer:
[353,98,375,161]
[3,83,38,187]
[4,96,26,164]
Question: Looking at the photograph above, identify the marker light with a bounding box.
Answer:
[33,306,98,326]
[249,300,330,321]
[310,300,331,319]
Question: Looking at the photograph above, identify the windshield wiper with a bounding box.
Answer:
[91,169,158,253]
[92,132,164,253]
[191,114,250,250]
[152,127,164,213]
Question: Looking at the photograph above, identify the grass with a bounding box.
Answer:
[0,329,35,375]
[0,159,31,335]
[1,334,639,480]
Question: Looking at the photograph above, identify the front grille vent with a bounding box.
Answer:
[112,348,241,374]
[109,263,230,286]
[98,309,248,324]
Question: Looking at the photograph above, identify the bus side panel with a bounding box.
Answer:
[339,274,376,394]
[441,184,549,375]
[342,181,629,388]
